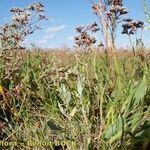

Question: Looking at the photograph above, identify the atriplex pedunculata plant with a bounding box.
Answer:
[90,0,128,50]
[122,19,144,56]
[89,0,128,83]
[0,2,47,59]
[0,2,47,80]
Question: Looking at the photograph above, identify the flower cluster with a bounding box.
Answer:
[106,0,123,6]
[74,22,99,48]
[105,0,128,25]
[27,2,44,12]
[0,2,47,52]
[106,5,128,28]
[91,0,128,51]
[0,2,47,81]
[92,0,127,17]
[92,3,106,15]
[108,5,128,15]
[122,19,144,35]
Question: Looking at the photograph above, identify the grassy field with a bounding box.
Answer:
[0,0,150,150]
[0,49,150,150]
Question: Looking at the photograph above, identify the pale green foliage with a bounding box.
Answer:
[142,0,150,29]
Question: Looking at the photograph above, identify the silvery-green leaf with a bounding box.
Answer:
[133,75,147,106]
[77,77,83,98]
[70,107,77,117]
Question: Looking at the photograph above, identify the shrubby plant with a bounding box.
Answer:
[0,2,47,145]
[0,2,47,81]
[0,2,47,57]
[91,0,128,50]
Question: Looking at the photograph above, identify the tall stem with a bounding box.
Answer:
[128,34,135,56]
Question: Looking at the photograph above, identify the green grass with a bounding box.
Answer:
[0,49,150,150]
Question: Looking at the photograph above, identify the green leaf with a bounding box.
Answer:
[104,116,125,144]
[58,102,66,116]
[77,77,83,98]
[121,87,135,113]
[60,84,71,109]
[133,75,147,106]
[128,112,144,132]
[47,120,63,131]
[122,75,147,113]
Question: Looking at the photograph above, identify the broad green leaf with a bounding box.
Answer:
[104,116,125,144]
[121,88,135,113]
[133,75,147,106]
[60,84,71,109]
[127,112,144,133]
[122,75,147,113]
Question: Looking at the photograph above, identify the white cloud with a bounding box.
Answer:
[38,39,47,45]
[43,34,54,40]
[37,24,66,48]
[38,33,54,45]
[67,35,74,41]
[46,24,66,33]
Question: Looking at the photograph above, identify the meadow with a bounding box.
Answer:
[0,1,150,150]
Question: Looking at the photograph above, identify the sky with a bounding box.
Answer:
[0,0,150,49]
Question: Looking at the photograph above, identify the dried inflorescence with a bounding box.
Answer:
[108,5,128,16]
[92,3,105,15]
[0,2,47,81]
[121,18,144,56]
[27,2,44,12]
[99,42,104,47]
[105,0,123,6]
[106,5,128,32]
[92,0,127,18]
[0,2,47,53]
[122,19,144,35]
[90,0,128,50]
[74,22,99,48]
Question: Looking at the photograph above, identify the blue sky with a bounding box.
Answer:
[0,0,150,49]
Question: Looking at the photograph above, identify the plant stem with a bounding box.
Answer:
[128,34,136,56]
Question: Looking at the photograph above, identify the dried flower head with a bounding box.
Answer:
[0,2,47,81]
[0,2,47,52]
[92,3,106,15]
[99,42,104,47]
[76,26,84,33]
[106,0,123,6]
[74,22,99,49]
[122,19,144,35]
[89,22,100,33]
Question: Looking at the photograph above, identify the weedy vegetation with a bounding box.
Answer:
[0,0,150,150]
